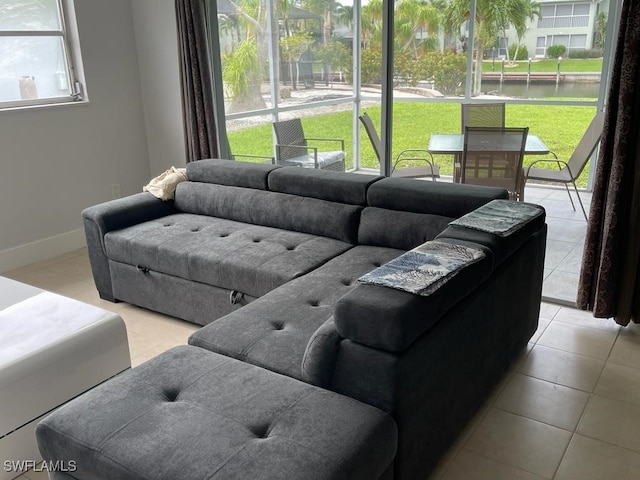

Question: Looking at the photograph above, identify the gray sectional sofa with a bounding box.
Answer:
[39,159,547,479]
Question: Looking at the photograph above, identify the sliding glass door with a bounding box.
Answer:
[206,0,617,187]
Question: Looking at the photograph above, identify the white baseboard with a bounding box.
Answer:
[0,229,86,273]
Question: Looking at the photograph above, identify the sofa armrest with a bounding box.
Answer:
[82,193,176,301]
[302,317,343,388]
[334,250,493,353]
[435,206,546,267]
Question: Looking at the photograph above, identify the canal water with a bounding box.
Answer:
[482,81,600,99]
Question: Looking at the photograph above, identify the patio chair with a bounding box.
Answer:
[272,118,345,171]
[461,126,529,201]
[359,112,439,180]
[461,102,506,131]
[231,153,275,164]
[523,111,605,220]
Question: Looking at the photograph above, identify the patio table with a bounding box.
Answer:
[428,133,550,156]
[428,133,550,188]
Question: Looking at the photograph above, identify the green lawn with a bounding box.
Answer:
[228,103,597,187]
[482,58,603,73]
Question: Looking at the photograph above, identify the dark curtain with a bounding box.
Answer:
[577,0,640,326]
[175,0,218,162]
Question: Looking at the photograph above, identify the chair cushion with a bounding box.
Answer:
[104,214,352,298]
[279,151,345,169]
[36,346,397,480]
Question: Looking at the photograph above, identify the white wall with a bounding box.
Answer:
[0,0,151,271]
[131,0,187,176]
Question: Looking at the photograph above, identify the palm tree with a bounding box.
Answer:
[395,0,440,59]
[219,0,268,112]
[444,0,540,94]
[361,0,383,50]
[594,12,607,50]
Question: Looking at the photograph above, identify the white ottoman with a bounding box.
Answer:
[0,277,130,479]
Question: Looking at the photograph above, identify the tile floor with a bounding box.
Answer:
[524,184,591,307]
[7,185,638,480]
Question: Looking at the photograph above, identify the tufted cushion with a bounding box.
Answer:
[189,245,404,380]
[104,214,351,298]
[36,346,397,480]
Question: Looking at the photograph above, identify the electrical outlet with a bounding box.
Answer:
[111,184,121,199]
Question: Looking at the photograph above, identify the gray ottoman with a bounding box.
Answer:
[36,346,397,480]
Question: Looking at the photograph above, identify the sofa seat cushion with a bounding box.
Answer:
[189,245,404,380]
[36,346,397,480]
[104,214,352,298]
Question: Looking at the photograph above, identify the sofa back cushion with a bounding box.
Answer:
[186,158,279,190]
[268,167,381,206]
[366,178,509,218]
[174,182,362,243]
[359,178,509,249]
[359,207,454,251]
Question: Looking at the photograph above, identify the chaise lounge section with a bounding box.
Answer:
[39,159,547,479]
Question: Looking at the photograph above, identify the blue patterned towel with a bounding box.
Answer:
[449,200,544,237]
[358,241,485,296]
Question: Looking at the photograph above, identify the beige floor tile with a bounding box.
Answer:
[441,450,545,480]
[518,345,605,392]
[530,317,551,344]
[11,473,30,480]
[555,434,640,480]
[42,254,93,281]
[464,408,572,479]
[427,445,460,479]
[126,330,163,360]
[36,248,88,267]
[454,402,491,448]
[539,302,561,320]
[131,342,181,367]
[537,321,617,360]
[595,363,640,407]
[494,373,590,431]
[578,395,640,452]
[609,324,640,369]
[2,262,43,278]
[119,305,199,343]
[9,269,95,298]
[71,287,129,314]
[509,343,535,373]
[554,307,622,333]
[23,466,50,480]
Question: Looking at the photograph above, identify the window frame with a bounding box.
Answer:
[0,0,85,111]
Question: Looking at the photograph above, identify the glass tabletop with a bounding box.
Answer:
[428,133,550,155]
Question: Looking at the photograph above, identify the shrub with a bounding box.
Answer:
[508,44,529,61]
[360,47,382,84]
[427,51,466,95]
[547,44,566,59]
[394,54,423,86]
[568,49,603,59]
